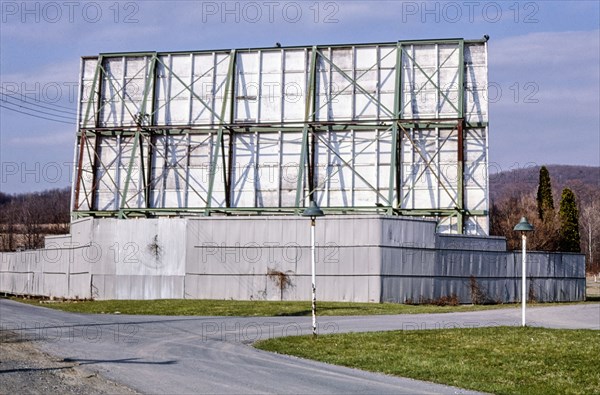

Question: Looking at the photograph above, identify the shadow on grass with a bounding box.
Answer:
[275,310,311,317]
[275,305,375,316]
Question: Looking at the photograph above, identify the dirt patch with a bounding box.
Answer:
[0,332,138,395]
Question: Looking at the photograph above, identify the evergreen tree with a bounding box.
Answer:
[536,166,554,220]
[558,188,581,252]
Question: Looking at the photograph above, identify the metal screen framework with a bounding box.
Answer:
[72,38,489,234]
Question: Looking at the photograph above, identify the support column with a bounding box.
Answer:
[457,120,465,233]
[206,50,236,214]
[295,46,318,210]
[388,42,402,213]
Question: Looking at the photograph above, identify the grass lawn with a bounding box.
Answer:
[8,297,522,316]
[255,327,600,395]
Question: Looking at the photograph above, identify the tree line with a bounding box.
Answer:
[490,166,600,274]
[0,188,70,251]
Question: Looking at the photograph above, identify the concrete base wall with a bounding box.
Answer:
[0,216,586,303]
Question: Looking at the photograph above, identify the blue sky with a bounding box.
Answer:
[1,0,599,193]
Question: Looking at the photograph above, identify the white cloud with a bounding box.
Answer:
[6,131,72,146]
[492,29,600,68]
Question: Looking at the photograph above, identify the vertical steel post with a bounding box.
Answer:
[310,217,317,336]
[295,46,318,209]
[89,57,105,212]
[458,40,465,119]
[146,55,158,210]
[121,54,156,217]
[388,42,403,213]
[206,50,236,214]
[120,130,140,217]
[226,130,233,208]
[522,232,527,327]
[457,40,466,233]
[71,58,85,216]
[457,120,465,233]
[137,54,157,211]
[75,56,103,211]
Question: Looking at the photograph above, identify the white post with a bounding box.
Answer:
[521,232,527,327]
[311,218,317,337]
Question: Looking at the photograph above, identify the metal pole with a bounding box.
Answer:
[311,217,317,337]
[522,232,527,327]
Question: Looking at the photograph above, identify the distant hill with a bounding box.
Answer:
[490,165,600,205]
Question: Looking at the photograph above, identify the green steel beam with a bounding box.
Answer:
[457,122,465,233]
[457,39,466,233]
[316,49,395,118]
[73,207,487,217]
[74,40,487,235]
[388,42,402,213]
[400,46,461,116]
[127,134,208,206]
[301,127,393,202]
[295,46,318,210]
[99,51,157,57]
[400,125,456,204]
[86,58,106,211]
[206,50,236,214]
[313,133,391,205]
[81,56,103,130]
[310,47,396,119]
[78,121,488,137]
[155,56,226,125]
[74,56,103,211]
[119,133,140,218]
[143,54,158,209]
[458,40,465,119]
[94,39,477,58]
[150,54,230,121]
[139,54,157,120]
[86,55,154,214]
[397,39,463,45]
[401,46,460,115]
[399,123,459,208]
[119,54,157,217]
[97,62,150,125]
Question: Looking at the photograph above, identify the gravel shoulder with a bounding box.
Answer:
[0,331,137,395]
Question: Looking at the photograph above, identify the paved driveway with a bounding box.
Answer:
[1,300,598,394]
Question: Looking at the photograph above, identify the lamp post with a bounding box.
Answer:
[302,201,324,337]
[514,216,534,327]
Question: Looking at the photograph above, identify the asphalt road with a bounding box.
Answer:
[1,299,598,394]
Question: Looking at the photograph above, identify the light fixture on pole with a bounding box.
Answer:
[514,216,534,327]
[302,201,324,337]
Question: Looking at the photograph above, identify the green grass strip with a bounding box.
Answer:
[255,327,600,395]
[9,297,519,316]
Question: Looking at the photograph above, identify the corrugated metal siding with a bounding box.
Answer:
[0,217,585,303]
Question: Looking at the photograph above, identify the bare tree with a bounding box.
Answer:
[0,188,70,251]
[19,194,46,249]
[580,193,600,274]
[491,193,559,251]
[0,200,17,251]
